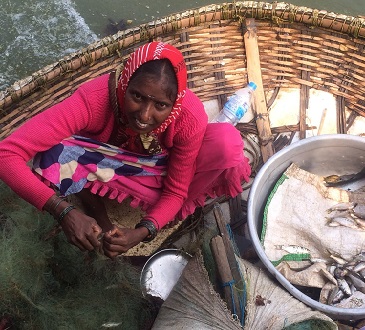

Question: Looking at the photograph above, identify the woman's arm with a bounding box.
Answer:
[44,194,103,251]
[0,74,112,210]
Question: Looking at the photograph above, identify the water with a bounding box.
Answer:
[1,0,365,91]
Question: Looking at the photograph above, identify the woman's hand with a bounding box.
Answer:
[44,194,103,252]
[102,225,149,258]
[60,208,103,252]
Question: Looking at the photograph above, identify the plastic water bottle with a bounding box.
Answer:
[212,82,257,126]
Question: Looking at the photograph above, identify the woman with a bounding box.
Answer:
[0,42,251,258]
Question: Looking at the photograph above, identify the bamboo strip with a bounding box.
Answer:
[210,236,235,314]
[244,18,274,162]
[2,2,365,140]
[213,203,244,322]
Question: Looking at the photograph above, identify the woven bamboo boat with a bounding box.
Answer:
[1,1,365,325]
[2,1,365,142]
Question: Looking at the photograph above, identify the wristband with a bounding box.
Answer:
[135,220,157,242]
[57,205,76,224]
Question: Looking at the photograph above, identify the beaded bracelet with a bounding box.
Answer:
[57,205,76,224]
[135,219,158,243]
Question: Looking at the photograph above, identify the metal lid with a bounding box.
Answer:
[140,249,192,300]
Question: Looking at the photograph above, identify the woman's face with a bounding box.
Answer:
[124,75,175,134]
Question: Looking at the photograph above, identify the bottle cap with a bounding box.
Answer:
[248,82,257,91]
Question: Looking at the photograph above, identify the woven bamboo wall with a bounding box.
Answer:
[1,1,365,139]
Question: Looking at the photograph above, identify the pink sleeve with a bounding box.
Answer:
[0,75,112,210]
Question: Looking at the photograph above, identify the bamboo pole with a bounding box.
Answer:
[210,235,236,314]
[244,18,274,163]
[213,203,244,321]
[299,71,310,139]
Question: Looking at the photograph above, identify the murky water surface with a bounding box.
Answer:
[1,0,364,90]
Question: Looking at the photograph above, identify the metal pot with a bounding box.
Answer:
[247,134,365,320]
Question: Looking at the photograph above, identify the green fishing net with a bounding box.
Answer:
[282,319,338,330]
[0,182,156,329]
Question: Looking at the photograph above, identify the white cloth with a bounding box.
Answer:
[262,163,365,287]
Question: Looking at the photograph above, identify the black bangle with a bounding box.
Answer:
[57,205,76,224]
[135,220,157,243]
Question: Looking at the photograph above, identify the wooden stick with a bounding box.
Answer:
[236,122,316,135]
[244,18,275,163]
[213,203,244,321]
[299,73,310,139]
[210,235,236,314]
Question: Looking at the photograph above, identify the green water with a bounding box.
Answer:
[1,0,365,91]
[73,0,365,34]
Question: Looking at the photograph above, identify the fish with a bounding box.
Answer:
[320,268,338,285]
[328,265,336,274]
[101,322,123,328]
[354,252,365,263]
[333,267,348,279]
[327,221,341,227]
[328,286,345,305]
[326,202,356,213]
[353,261,365,273]
[359,269,365,280]
[346,273,365,294]
[326,210,351,219]
[352,216,365,230]
[337,278,352,296]
[311,257,333,264]
[319,282,336,304]
[353,204,365,219]
[316,252,365,305]
[275,244,310,254]
[350,283,357,295]
[328,216,359,230]
[324,167,365,188]
[323,175,342,185]
[343,261,356,269]
[329,254,348,265]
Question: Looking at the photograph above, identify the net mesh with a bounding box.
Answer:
[0,181,157,329]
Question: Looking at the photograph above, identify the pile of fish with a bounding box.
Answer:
[326,202,365,231]
[276,202,365,307]
[319,202,365,306]
[320,251,365,307]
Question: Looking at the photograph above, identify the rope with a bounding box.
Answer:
[261,173,288,243]
[271,253,311,267]
[225,223,247,327]
[221,279,238,315]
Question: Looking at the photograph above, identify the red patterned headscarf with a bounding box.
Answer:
[117,42,187,134]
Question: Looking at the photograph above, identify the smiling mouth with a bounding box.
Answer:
[135,118,149,129]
